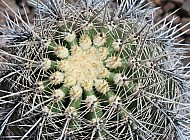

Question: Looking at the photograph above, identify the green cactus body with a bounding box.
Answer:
[0,0,189,140]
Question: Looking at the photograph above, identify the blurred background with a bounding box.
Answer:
[0,0,35,24]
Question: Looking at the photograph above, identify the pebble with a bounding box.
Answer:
[181,0,190,16]
[153,0,190,59]
[163,2,176,12]
[181,18,190,35]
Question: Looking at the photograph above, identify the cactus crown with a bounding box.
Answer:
[0,0,190,139]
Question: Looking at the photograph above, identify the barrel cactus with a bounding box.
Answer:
[0,0,190,139]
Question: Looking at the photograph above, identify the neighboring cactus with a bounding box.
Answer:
[0,0,190,139]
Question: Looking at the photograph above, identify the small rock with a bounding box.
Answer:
[0,0,19,21]
[181,0,190,16]
[154,8,164,23]
[163,2,176,13]
[154,0,161,5]
[171,0,184,5]
[154,15,163,23]
[155,8,164,16]
[65,0,78,3]
[184,36,190,44]
[181,18,190,35]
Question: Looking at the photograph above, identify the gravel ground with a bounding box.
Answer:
[0,0,35,24]
[0,0,36,78]
[153,0,190,64]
